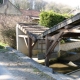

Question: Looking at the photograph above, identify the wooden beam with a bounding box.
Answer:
[59,28,80,34]
[45,35,51,67]
[45,35,51,53]
[32,41,37,49]
[45,28,80,57]
[28,36,32,58]
[64,29,80,33]
[24,37,28,48]
[61,28,80,37]
[27,31,37,42]
[63,33,80,37]
[46,32,64,56]
[18,35,28,38]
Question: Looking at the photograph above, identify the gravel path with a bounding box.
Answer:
[0,50,54,80]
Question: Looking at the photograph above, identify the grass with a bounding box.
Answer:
[33,67,41,72]
[0,42,8,49]
[0,42,8,52]
[33,67,54,80]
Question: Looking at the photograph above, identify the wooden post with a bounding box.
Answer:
[45,56,50,67]
[45,35,50,67]
[28,36,32,58]
[46,32,63,56]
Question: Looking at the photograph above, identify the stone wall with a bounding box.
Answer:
[60,42,80,51]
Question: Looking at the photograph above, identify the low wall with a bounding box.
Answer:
[60,42,80,51]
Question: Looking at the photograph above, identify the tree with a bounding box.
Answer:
[15,0,30,9]
[9,0,73,14]
[45,2,73,14]
[10,0,47,11]
[35,0,47,11]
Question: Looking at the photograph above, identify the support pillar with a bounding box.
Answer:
[16,24,28,55]
[45,56,50,67]
[45,35,50,67]
[28,36,32,58]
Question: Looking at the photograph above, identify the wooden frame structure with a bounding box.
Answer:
[16,23,49,57]
[16,13,80,67]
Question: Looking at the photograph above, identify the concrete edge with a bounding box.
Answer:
[66,69,80,75]
[6,47,76,80]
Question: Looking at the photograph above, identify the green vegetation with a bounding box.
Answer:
[39,11,71,28]
[1,28,16,49]
[33,67,54,79]
[0,42,8,49]
[0,42,8,52]
[33,67,41,72]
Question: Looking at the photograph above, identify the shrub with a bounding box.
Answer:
[1,28,16,49]
[0,14,30,49]
[39,11,70,28]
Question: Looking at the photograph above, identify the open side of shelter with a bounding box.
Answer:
[16,13,80,67]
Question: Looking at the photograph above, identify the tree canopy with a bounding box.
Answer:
[10,0,73,14]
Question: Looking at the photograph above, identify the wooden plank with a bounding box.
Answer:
[29,31,44,33]
[18,35,28,38]
[22,26,49,29]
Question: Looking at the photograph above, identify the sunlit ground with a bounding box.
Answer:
[49,62,79,74]
[32,58,45,64]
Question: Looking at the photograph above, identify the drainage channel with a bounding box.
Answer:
[33,57,80,74]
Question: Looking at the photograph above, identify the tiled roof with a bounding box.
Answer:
[20,9,40,17]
